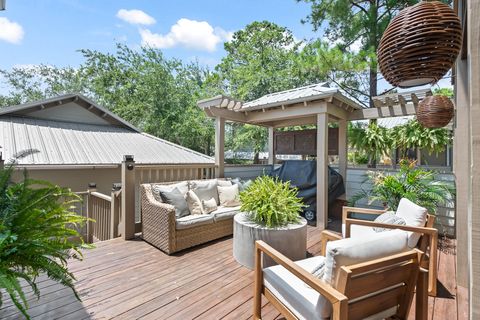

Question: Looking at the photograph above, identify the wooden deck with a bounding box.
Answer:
[1,227,464,320]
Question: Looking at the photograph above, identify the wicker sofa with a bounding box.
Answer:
[141,179,242,254]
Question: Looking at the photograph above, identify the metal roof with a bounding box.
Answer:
[356,116,415,128]
[0,116,213,166]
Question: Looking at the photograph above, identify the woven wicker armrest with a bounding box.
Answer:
[141,184,177,253]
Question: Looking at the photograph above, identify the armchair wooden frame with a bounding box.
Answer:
[253,240,426,320]
[321,206,438,296]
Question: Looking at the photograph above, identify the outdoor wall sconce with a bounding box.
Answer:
[417,95,455,128]
[377,1,462,88]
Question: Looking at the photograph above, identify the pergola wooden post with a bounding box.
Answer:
[268,126,275,165]
[316,112,329,229]
[338,119,348,183]
[215,116,225,178]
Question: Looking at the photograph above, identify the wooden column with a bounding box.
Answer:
[215,117,225,178]
[121,155,136,240]
[469,0,480,316]
[338,119,347,182]
[110,183,121,239]
[316,113,329,229]
[268,126,275,165]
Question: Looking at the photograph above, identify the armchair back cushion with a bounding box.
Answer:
[319,230,409,317]
[395,198,428,248]
[191,180,220,204]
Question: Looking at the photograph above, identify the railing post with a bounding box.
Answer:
[121,155,136,240]
[110,183,121,239]
[0,152,4,170]
[86,182,96,243]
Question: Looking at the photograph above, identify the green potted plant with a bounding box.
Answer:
[0,163,91,319]
[233,176,307,269]
[351,160,455,213]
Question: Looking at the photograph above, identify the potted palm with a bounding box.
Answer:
[233,176,307,269]
[0,163,91,319]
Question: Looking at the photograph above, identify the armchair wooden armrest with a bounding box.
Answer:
[345,217,438,296]
[342,206,387,224]
[321,230,342,256]
[253,240,348,320]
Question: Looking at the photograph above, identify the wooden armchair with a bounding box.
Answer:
[254,240,425,320]
[322,206,438,296]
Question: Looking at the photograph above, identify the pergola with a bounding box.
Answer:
[197,83,431,229]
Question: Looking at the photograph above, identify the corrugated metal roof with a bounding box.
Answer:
[0,116,213,166]
[241,83,340,111]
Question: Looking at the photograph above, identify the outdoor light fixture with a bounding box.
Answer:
[377,1,462,88]
[417,95,455,128]
[0,0,5,10]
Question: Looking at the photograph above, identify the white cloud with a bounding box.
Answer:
[140,18,232,52]
[116,9,156,25]
[0,18,24,44]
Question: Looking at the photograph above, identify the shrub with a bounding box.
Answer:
[239,176,305,228]
[0,165,91,319]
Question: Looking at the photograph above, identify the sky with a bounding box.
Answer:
[0,0,318,70]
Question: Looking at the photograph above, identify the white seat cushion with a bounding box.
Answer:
[395,198,427,248]
[175,214,214,230]
[342,223,377,238]
[263,256,329,320]
[212,206,241,222]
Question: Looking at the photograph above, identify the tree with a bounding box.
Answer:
[0,44,217,155]
[216,21,326,162]
[299,0,417,105]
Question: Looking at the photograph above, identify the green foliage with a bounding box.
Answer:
[393,120,451,156]
[0,165,91,319]
[239,176,305,228]
[348,151,369,165]
[348,122,392,165]
[433,87,454,98]
[351,160,455,213]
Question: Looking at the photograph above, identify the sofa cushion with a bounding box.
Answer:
[151,181,189,202]
[202,197,218,214]
[212,206,241,221]
[373,212,407,232]
[159,187,190,218]
[395,198,428,248]
[185,190,203,215]
[191,180,220,204]
[176,214,214,230]
[217,184,240,206]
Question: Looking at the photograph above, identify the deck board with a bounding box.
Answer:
[0,227,461,320]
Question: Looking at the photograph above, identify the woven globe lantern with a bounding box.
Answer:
[378,1,462,88]
[417,95,454,128]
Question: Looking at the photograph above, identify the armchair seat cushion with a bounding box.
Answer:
[212,206,241,222]
[263,256,329,320]
[176,214,214,230]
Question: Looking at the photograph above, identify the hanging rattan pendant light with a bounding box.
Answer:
[377,1,462,88]
[417,95,454,128]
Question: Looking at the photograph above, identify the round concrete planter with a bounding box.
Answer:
[233,212,307,269]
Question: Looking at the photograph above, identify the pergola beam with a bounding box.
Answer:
[348,103,417,120]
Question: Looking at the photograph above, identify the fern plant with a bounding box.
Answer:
[350,160,455,213]
[0,164,91,319]
[239,176,305,228]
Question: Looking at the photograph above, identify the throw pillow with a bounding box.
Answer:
[192,181,220,204]
[311,260,325,279]
[231,178,253,191]
[184,190,203,215]
[159,187,190,218]
[151,181,189,202]
[224,199,241,207]
[373,212,407,232]
[202,197,218,214]
[217,184,240,206]
[217,179,233,187]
